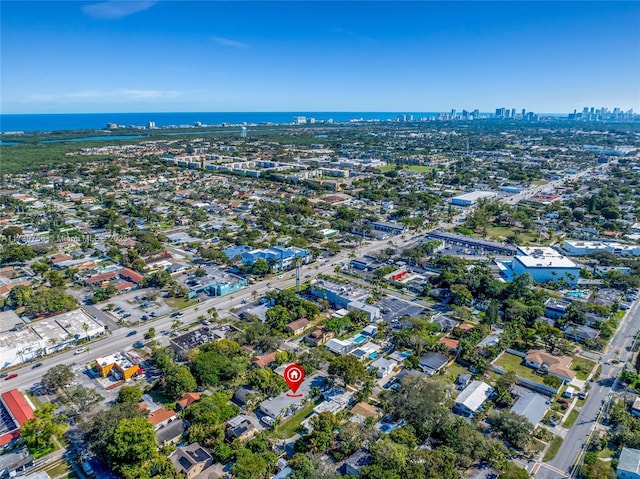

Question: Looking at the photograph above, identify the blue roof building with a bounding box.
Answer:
[241,245,309,271]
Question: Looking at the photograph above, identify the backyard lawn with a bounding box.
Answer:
[274,401,318,439]
[493,352,542,382]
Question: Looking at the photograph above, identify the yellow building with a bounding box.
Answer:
[95,352,139,380]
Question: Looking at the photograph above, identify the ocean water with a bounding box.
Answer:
[0,112,443,133]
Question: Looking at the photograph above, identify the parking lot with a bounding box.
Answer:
[376,296,428,323]
[98,288,173,324]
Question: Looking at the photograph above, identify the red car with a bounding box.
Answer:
[4,373,18,381]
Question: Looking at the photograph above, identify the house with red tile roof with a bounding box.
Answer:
[176,392,200,410]
[252,352,277,368]
[119,268,144,284]
[84,271,117,285]
[0,389,34,447]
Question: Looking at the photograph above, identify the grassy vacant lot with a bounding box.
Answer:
[274,401,318,439]
[164,297,197,310]
[493,352,541,382]
[571,356,597,381]
[563,409,580,428]
[484,225,549,246]
[543,436,563,462]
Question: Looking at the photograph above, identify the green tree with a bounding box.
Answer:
[164,365,197,400]
[105,417,157,466]
[488,410,533,450]
[117,385,143,404]
[42,364,74,391]
[251,258,271,277]
[231,448,277,479]
[0,244,36,264]
[328,355,367,387]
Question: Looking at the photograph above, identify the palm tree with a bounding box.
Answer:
[82,322,90,342]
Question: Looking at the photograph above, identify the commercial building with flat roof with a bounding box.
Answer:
[563,240,640,257]
[451,191,497,206]
[95,351,139,380]
[241,245,309,271]
[310,279,369,308]
[186,266,247,298]
[511,247,580,285]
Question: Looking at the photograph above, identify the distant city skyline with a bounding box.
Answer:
[1,1,639,114]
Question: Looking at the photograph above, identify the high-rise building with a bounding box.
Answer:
[148,121,156,129]
[293,116,307,124]
[240,126,247,138]
[451,109,457,119]
[473,109,480,119]
[496,108,506,118]
[511,108,516,118]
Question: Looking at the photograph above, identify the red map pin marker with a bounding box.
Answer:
[283,364,305,397]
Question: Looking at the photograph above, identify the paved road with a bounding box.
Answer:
[534,297,640,479]
[0,235,411,396]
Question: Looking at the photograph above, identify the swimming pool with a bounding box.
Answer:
[352,335,367,344]
[566,291,588,298]
[369,352,379,359]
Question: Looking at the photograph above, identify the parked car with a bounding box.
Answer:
[150,312,157,317]
[261,416,275,426]
[141,315,148,321]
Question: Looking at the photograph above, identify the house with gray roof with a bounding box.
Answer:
[418,351,449,375]
[453,380,493,418]
[510,392,549,427]
[617,447,640,479]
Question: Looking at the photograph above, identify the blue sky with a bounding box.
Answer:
[1,1,638,113]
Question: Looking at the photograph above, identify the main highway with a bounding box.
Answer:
[533,296,640,479]
[0,235,406,395]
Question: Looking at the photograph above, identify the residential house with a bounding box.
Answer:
[225,416,257,441]
[146,407,176,430]
[524,349,576,383]
[232,388,258,408]
[344,449,372,476]
[418,351,449,375]
[156,419,186,446]
[453,380,493,418]
[544,298,572,319]
[510,392,549,427]
[564,324,600,344]
[176,392,200,411]
[169,444,214,479]
[286,318,311,336]
[252,352,277,368]
[304,328,333,347]
[429,313,460,332]
[617,447,640,479]
[369,357,397,379]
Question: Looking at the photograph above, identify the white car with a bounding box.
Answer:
[74,347,87,355]
[261,416,275,426]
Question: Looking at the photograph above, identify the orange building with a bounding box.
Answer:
[95,352,139,380]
